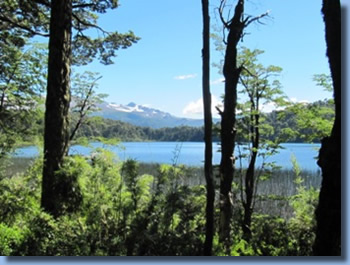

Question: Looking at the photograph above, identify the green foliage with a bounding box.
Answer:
[288,100,334,142]
[313,73,333,92]
[250,215,290,256]
[0,223,26,256]
[0,0,50,40]
[121,159,153,211]
[0,157,42,224]
[0,41,46,159]
[69,71,108,142]
[234,47,289,240]
[52,156,90,216]
[0,149,320,256]
[287,155,319,255]
[74,118,209,142]
[230,239,255,256]
[0,0,139,66]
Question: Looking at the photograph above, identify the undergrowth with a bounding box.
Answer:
[0,150,319,256]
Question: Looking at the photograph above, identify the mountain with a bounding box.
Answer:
[94,101,205,129]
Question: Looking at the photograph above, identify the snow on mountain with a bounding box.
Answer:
[94,101,206,129]
[107,102,145,113]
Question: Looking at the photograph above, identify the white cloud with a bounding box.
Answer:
[261,102,282,113]
[183,95,222,118]
[261,97,310,113]
[289,97,310,104]
[183,98,203,115]
[174,74,197,80]
[210,78,225,85]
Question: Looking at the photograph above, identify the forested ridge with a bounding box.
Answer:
[7,98,334,144]
[21,98,332,143]
[74,99,334,143]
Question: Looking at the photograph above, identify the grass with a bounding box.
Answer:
[3,157,321,219]
[138,162,321,219]
[1,157,36,178]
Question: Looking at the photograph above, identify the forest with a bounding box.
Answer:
[0,0,341,257]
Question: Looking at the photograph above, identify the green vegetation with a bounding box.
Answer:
[0,0,340,256]
[0,41,46,162]
[73,117,208,142]
[0,151,319,256]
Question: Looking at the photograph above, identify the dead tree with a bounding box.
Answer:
[216,0,268,250]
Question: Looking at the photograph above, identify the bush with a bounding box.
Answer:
[0,223,26,256]
[0,149,321,256]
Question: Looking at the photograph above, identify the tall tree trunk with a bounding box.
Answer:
[313,0,341,256]
[242,108,259,241]
[219,0,244,250]
[201,0,214,256]
[41,0,72,217]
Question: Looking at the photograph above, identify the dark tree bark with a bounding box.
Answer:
[217,0,268,251]
[313,0,341,256]
[41,0,72,217]
[201,0,215,256]
[218,0,245,249]
[242,104,259,241]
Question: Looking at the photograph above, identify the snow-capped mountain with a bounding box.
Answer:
[94,101,205,128]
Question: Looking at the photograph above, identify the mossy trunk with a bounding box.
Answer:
[313,0,341,256]
[41,0,72,217]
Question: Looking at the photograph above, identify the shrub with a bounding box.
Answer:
[0,223,26,256]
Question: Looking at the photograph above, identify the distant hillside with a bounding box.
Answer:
[73,117,214,142]
[93,101,206,129]
[71,99,334,143]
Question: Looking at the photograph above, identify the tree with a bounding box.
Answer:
[0,0,50,38]
[69,71,106,144]
[289,99,334,144]
[313,0,341,256]
[0,40,46,161]
[215,0,268,249]
[236,47,286,240]
[41,0,73,216]
[201,0,214,256]
[0,0,139,216]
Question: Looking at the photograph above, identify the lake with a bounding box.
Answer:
[15,142,321,171]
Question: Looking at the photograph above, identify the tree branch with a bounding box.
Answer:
[72,3,96,9]
[242,65,257,78]
[0,14,49,37]
[216,105,223,116]
[69,76,102,141]
[32,0,51,8]
[72,13,109,35]
[217,0,230,28]
[244,11,270,28]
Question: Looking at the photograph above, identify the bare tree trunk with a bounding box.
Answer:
[242,108,259,241]
[313,0,341,256]
[41,0,72,217]
[218,0,245,250]
[201,0,215,256]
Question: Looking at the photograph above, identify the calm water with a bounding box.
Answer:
[15,142,321,171]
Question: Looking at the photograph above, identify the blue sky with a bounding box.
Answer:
[77,0,331,119]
